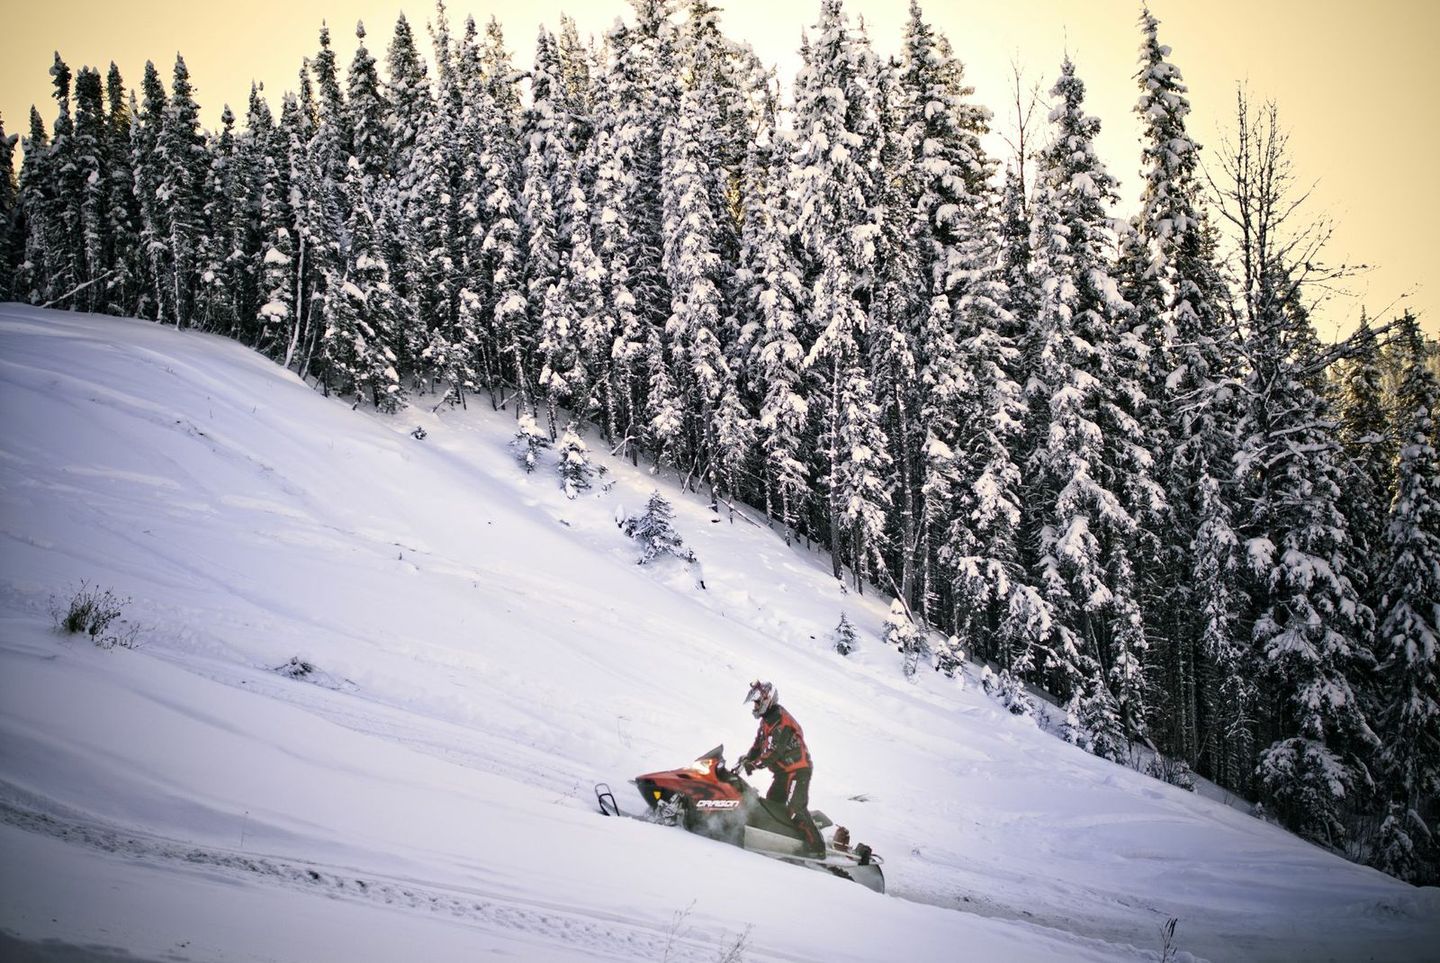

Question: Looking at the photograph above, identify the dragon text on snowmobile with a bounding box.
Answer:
[595,745,884,894]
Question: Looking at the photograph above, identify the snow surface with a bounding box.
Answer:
[0,304,1436,962]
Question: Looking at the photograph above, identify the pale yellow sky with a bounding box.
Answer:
[3,0,1436,337]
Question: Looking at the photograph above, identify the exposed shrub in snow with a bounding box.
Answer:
[621,491,695,565]
[833,612,858,656]
[274,656,317,679]
[51,581,138,648]
[556,428,594,499]
[511,413,550,474]
[271,656,354,691]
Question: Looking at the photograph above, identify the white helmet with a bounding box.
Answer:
[744,680,777,719]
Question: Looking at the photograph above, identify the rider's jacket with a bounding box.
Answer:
[746,703,812,774]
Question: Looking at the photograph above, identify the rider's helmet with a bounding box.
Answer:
[744,680,777,719]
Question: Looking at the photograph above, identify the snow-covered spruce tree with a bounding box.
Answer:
[556,426,594,499]
[511,411,551,473]
[588,44,645,452]
[1372,312,1440,883]
[883,599,926,679]
[560,148,610,430]
[130,61,172,321]
[102,64,142,316]
[317,158,404,411]
[473,17,532,409]
[225,92,268,337]
[833,612,858,656]
[0,113,19,300]
[659,2,741,485]
[1118,8,1242,769]
[254,136,294,358]
[742,87,809,540]
[793,0,891,592]
[522,27,572,435]
[622,490,697,564]
[283,60,340,379]
[866,50,925,616]
[381,10,433,371]
[1215,96,1377,839]
[1336,315,1394,623]
[451,17,492,409]
[195,105,239,333]
[982,665,1037,719]
[610,0,677,345]
[15,107,54,305]
[347,21,391,188]
[407,3,477,403]
[159,55,210,328]
[37,54,82,310]
[897,2,1036,674]
[933,634,966,680]
[72,66,109,313]
[384,12,430,191]
[1018,59,1139,761]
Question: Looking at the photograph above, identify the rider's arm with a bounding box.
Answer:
[742,724,768,767]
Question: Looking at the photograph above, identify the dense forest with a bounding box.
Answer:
[0,0,1435,884]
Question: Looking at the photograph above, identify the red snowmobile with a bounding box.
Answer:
[595,745,884,894]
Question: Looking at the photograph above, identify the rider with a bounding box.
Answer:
[736,680,825,858]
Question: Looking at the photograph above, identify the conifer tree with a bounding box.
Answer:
[347,21,391,187]
[0,113,19,299]
[102,64,141,315]
[160,54,208,327]
[131,61,171,321]
[660,26,733,477]
[1121,9,1243,768]
[622,490,697,563]
[1373,312,1440,882]
[16,108,50,303]
[41,53,82,307]
[833,612,858,656]
[512,412,551,472]
[1020,59,1146,756]
[475,21,531,409]
[793,0,890,590]
[556,427,594,499]
[589,43,645,450]
[1337,316,1394,619]
[385,13,431,188]
[196,104,240,332]
[742,96,809,540]
[883,599,926,678]
[611,0,676,339]
[72,66,109,312]
[318,158,404,411]
[1215,96,1378,836]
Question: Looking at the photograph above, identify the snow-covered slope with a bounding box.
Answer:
[0,305,1435,963]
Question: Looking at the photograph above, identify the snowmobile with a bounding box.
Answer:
[595,745,885,894]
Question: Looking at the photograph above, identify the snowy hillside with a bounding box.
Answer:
[0,305,1435,962]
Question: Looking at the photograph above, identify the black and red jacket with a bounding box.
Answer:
[745,704,812,774]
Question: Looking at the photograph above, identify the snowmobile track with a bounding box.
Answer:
[0,785,756,963]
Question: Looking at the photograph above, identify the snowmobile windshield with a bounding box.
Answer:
[690,746,724,773]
